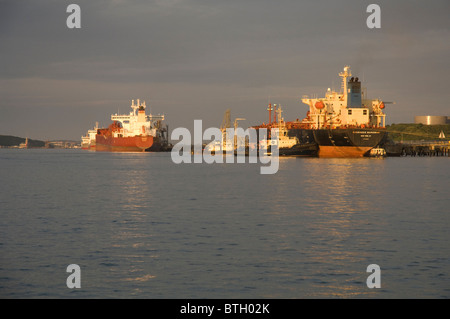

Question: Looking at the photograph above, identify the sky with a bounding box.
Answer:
[1,0,449,140]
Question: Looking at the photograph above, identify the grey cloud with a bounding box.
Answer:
[1,0,449,139]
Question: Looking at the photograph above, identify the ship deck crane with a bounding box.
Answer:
[234,118,246,148]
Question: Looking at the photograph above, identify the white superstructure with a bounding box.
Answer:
[81,122,98,148]
[87,122,98,142]
[110,99,164,138]
[301,66,388,129]
[260,106,298,149]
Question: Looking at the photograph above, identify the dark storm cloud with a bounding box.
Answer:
[2,0,449,84]
[0,0,378,82]
[1,0,449,139]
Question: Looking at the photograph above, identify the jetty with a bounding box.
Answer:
[391,141,450,157]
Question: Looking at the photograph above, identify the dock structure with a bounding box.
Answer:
[398,141,450,157]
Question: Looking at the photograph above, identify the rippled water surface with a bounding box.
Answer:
[0,149,449,298]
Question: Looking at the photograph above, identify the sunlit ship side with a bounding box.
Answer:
[81,123,98,150]
[296,66,389,157]
[95,99,164,152]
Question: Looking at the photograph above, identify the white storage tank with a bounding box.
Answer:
[414,115,448,125]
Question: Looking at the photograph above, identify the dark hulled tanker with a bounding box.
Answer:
[296,66,389,157]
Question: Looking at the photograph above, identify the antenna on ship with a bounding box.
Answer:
[339,65,352,105]
[267,102,272,125]
[273,104,277,124]
[277,105,283,126]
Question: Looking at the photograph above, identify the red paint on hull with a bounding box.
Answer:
[95,121,154,152]
[318,146,372,158]
[96,135,153,152]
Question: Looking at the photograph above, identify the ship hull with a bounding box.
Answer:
[318,145,372,157]
[282,128,318,157]
[279,143,318,157]
[252,128,318,157]
[232,143,318,157]
[313,128,387,158]
[96,135,153,152]
[82,141,96,151]
[145,136,164,152]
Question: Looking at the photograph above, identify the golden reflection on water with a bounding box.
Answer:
[122,274,156,282]
[266,158,387,298]
[107,154,158,282]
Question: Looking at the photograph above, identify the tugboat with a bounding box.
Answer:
[368,147,387,157]
[256,105,318,156]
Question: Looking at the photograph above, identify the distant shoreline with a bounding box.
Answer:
[0,135,80,149]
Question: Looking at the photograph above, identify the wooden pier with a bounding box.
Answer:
[395,141,450,157]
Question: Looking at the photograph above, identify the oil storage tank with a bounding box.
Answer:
[414,115,448,125]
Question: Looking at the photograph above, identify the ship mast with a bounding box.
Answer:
[273,104,277,124]
[277,106,283,127]
[339,65,351,105]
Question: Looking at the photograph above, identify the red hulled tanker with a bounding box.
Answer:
[95,122,154,152]
[95,99,165,152]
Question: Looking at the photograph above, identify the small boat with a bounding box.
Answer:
[368,147,386,157]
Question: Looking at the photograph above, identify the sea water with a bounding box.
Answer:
[0,149,449,298]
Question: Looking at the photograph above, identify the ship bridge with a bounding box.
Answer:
[301,66,387,129]
[111,98,165,126]
[111,114,165,122]
[109,99,165,137]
